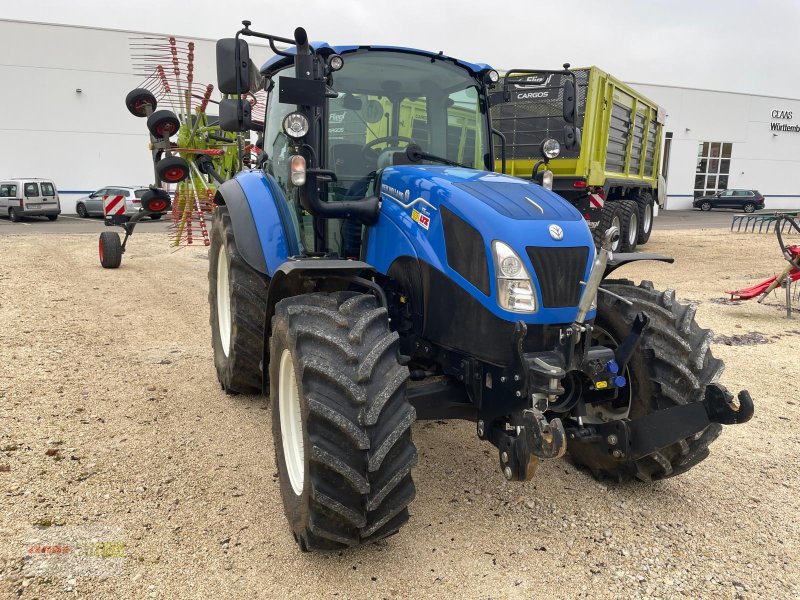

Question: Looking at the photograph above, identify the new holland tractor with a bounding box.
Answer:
[195,22,754,551]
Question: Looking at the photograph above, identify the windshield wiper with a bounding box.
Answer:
[405,143,470,169]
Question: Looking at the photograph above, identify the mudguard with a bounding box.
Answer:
[214,171,301,276]
[603,253,674,278]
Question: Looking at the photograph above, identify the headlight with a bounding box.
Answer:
[541,138,560,159]
[485,70,500,84]
[492,241,536,313]
[282,112,309,139]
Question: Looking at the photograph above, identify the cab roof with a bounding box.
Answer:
[261,43,492,77]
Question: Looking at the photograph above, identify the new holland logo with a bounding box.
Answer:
[549,224,564,241]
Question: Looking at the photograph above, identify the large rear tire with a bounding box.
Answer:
[618,200,639,252]
[593,203,623,252]
[634,191,654,245]
[568,280,724,481]
[270,292,417,551]
[208,206,268,395]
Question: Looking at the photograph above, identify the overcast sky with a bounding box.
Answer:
[4,0,799,98]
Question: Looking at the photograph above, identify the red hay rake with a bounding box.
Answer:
[726,215,800,317]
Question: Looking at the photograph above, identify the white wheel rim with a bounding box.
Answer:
[628,212,638,246]
[643,204,652,232]
[279,349,305,495]
[216,246,232,357]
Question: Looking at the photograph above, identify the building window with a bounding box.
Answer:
[695,142,732,198]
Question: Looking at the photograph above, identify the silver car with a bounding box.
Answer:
[75,186,163,220]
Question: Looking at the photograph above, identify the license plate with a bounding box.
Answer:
[26,204,39,209]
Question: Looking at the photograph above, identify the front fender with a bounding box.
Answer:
[215,171,301,276]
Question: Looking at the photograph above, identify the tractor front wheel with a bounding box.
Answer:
[270,292,417,551]
[568,280,724,481]
[208,206,268,394]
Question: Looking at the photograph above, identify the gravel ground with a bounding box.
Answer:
[0,227,798,599]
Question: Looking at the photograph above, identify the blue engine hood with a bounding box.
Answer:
[364,166,595,325]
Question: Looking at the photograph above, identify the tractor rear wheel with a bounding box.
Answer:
[270,292,417,551]
[618,200,639,252]
[568,280,724,481]
[208,206,268,395]
[634,191,654,245]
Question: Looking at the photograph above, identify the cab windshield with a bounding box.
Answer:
[327,50,490,201]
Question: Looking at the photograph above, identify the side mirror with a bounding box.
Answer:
[562,78,576,124]
[219,98,252,132]
[564,124,582,151]
[216,38,251,94]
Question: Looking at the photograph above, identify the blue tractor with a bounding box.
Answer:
[201,23,753,551]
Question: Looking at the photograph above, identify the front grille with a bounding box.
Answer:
[525,246,589,308]
[442,206,491,296]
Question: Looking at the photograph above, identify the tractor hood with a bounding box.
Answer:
[365,166,596,327]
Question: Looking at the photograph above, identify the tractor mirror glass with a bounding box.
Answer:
[219,98,252,132]
[216,38,251,94]
[564,125,581,151]
[562,78,576,124]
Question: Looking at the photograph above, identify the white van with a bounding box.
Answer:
[0,178,61,221]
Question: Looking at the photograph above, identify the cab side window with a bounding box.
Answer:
[24,183,39,197]
[0,185,10,197]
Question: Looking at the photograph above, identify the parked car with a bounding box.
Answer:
[693,189,765,213]
[75,186,162,219]
[0,179,61,222]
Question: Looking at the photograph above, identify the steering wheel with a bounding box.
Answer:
[362,135,416,160]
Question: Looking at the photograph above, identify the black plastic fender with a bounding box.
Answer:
[214,179,268,275]
[603,252,674,278]
[261,258,380,393]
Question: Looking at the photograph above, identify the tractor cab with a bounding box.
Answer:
[258,44,496,254]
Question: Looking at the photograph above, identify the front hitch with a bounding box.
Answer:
[490,408,567,482]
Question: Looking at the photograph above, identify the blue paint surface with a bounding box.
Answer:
[234,170,295,276]
[365,166,596,325]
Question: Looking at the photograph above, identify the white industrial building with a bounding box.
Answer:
[1,18,799,214]
[632,83,800,210]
